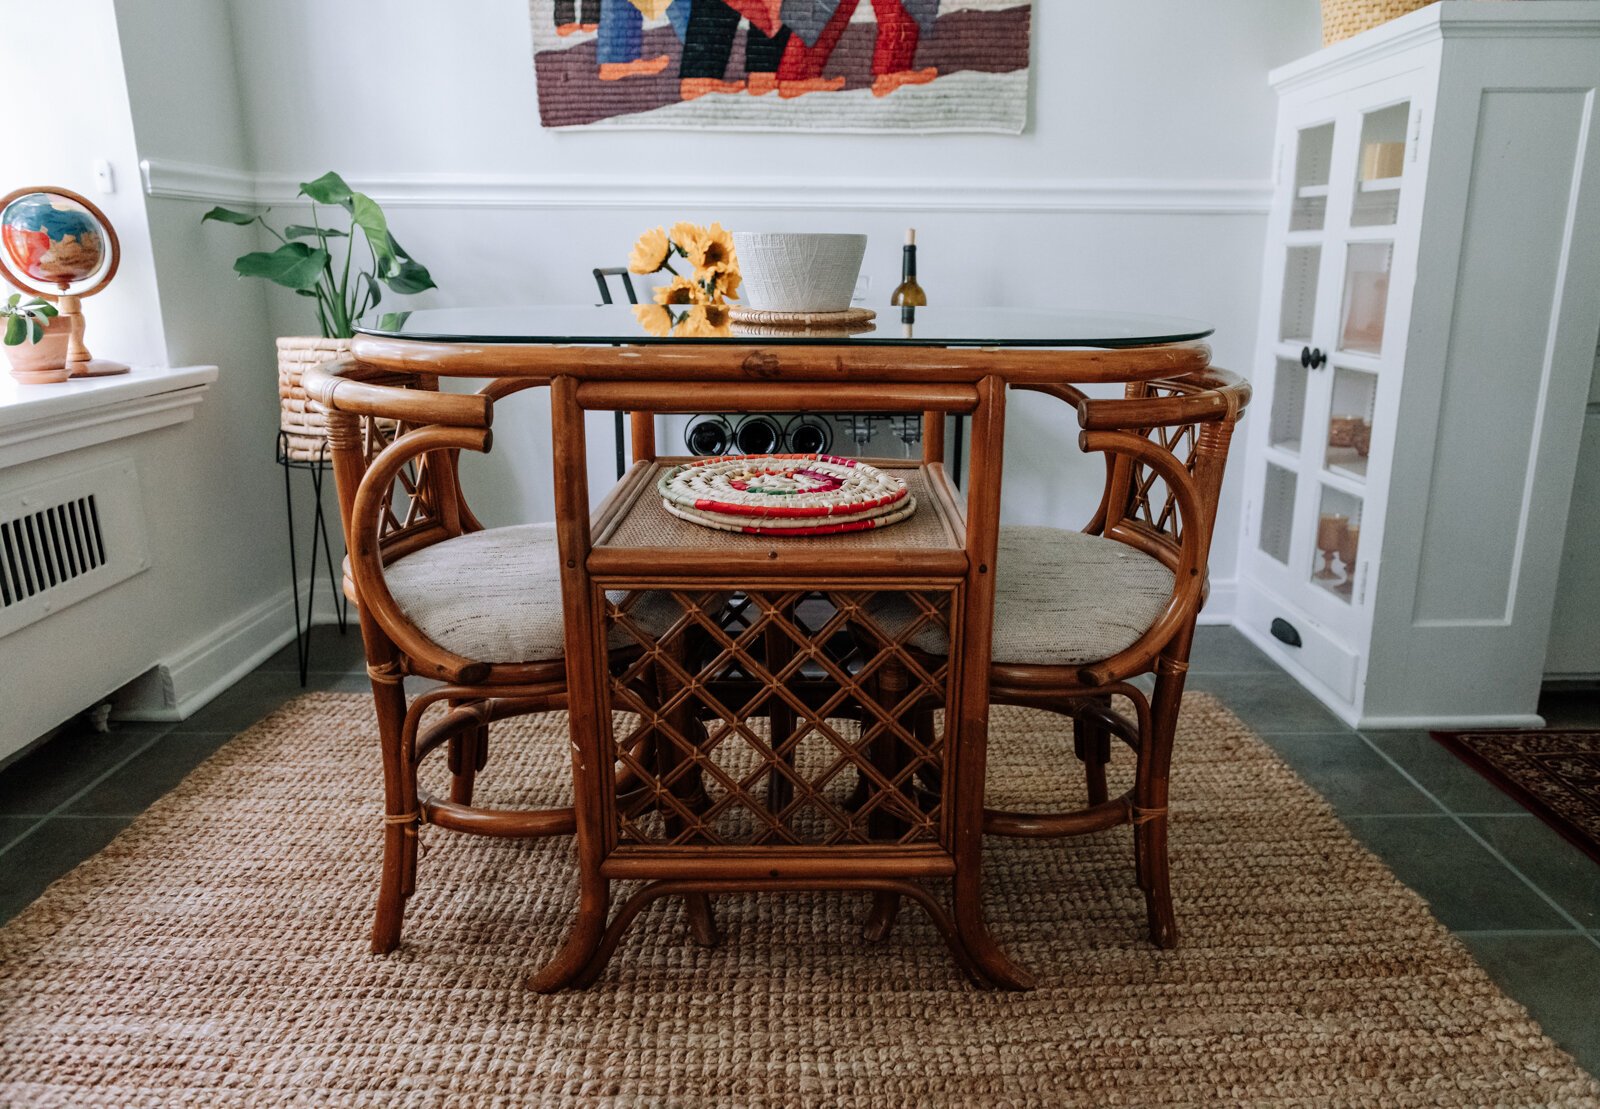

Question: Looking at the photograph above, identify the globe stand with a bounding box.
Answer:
[56,291,129,378]
[1,186,129,380]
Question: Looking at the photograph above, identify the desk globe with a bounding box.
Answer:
[1,187,128,378]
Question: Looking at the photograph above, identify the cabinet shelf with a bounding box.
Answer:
[1325,449,1369,482]
[1360,176,1403,193]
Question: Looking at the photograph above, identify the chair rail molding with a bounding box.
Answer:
[141,158,1273,216]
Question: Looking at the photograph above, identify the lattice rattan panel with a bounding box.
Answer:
[605,588,956,849]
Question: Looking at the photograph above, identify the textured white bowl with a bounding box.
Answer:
[732,232,867,313]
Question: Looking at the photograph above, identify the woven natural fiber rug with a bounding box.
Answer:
[1433,728,1600,866]
[2,693,1596,1107]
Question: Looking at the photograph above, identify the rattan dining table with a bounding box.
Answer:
[345,305,1215,991]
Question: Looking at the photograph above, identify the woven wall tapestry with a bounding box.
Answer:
[529,0,1032,132]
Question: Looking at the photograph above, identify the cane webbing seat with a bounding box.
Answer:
[385,523,688,663]
[870,524,1174,666]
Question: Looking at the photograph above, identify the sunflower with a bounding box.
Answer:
[653,274,706,306]
[674,305,731,338]
[633,304,673,336]
[628,226,671,274]
[668,221,701,253]
[711,265,741,303]
[684,222,737,279]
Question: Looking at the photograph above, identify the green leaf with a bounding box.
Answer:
[382,257,435,295]
[28,318,42,344]
[299,171,353,207]
[360,271,383,309]
[348,191,397,272]
[33,301,57,318]
[374,311,412,333]
[284,224,348,240]
[5,293,19,309]
[233,242,331,291]
[4,315,24,345]
[201,206,260,226]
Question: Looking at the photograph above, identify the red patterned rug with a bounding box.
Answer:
[1432,728,1600,865]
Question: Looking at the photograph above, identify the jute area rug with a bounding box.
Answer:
[1,693,1596,1108]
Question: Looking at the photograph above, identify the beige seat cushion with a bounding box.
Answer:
[870,524,1176,666]
[384,524,690,664]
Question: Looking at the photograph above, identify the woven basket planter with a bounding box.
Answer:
[1322,0,1435,44]
[276,336,350,461]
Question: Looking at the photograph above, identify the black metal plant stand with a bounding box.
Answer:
[277,431,349,686]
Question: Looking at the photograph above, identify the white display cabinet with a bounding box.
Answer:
[1236,2,1600,727]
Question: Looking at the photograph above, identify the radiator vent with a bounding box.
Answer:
[1,494,106,607]
[0,461,149,639]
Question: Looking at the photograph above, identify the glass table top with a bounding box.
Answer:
[355,306,1213,349]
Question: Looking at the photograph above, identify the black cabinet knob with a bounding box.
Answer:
[1300,346,1326,370]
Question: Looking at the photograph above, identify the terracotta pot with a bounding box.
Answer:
[4,319,71,384]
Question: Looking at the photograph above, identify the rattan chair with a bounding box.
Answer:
[866,367,1250,948]
[303,359,717,955]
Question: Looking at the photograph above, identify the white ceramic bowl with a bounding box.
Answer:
[732,232,868,313]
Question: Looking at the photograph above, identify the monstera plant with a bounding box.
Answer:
[202,171,438,458]
[202,171,434,338]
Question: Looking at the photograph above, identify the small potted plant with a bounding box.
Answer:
[203,172,437,460]
[2,294,67,384]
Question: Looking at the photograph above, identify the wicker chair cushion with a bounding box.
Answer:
[384,524,685,664]
[871,525,1176,666]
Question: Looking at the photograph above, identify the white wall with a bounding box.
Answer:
[0,0,303,736]
[194,0,1318,594]
[108,0,300,713]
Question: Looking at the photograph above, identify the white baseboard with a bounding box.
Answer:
[1196,578,1236,625]
[1355,713,1547,731]
[115,580,344,722]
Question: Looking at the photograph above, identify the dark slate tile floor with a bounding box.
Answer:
[0,623,1595,1076]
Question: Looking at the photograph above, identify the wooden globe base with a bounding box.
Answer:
[59,295,128,377]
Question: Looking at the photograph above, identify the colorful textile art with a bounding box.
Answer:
[529,0,1032,132]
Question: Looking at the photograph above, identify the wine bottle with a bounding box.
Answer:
[734,414,782,455]
[785,414,832,455]
[685,415,732,456]
[889,228,927,307]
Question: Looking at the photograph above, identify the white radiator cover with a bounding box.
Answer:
[0,460,151,641]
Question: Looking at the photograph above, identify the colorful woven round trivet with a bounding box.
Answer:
[658,454,916,537]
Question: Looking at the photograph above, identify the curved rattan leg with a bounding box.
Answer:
[952,878,1036,990]
[685,893,722,947]
[1074,695,1112,806]
[863,891,902,941]
[369,663,414,954]
[447,712,489,806]
[1136,657,1186,950]
[527,890,610,993]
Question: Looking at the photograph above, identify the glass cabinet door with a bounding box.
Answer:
[1256,93,1416,614]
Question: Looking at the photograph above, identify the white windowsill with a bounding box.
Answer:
[0,364,218,470]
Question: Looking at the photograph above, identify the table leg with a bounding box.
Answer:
[948,376,1035,990]
[531,374,613,993]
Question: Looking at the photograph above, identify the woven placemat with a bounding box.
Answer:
[1,693,1596,1106]
[728,306,877,328]
[658,454,915,537]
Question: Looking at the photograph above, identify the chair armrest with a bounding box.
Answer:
[303,357,493,429]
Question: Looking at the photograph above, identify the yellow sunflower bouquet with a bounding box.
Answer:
[629,222,740,337]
